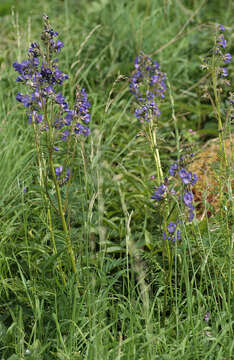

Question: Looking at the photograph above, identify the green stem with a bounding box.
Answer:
[48,141,78,278]
[43,98,78,280]
[48,206,67,286]
[211,70,228,168]
[148,119,164,184]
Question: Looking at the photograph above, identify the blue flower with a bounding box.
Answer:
[176,229,181,240]
[219,25,225,32]
[218,35,227,48]
[204,312,210,322]
[183,191,193,206]
[223,53,232,63]
[151,183,167,201]
[169,163,178,177]
[55,166,63,178]
[129,54,166,122]
[220,67,228,77]
[16,93,31,107]
[179,168,193,185]
[191,173,198,185]
[167,222,176,234]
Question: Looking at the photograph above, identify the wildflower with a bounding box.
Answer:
[151,183,167,201]
[169,163,178,177]
[219,24,225,32]
[129,54,166,122]
[223,53,232,63]
[167,222,176,234]
[191,173,198,185]
[220,67,228,77]
[163,222,181,243]
[13,15,91,141]
[218,34,227,48]
[55,166,63,178]
[204,312,210,322]
[16,93,31,107]
[183,191,193,206]
[188,208,195,222]
[179,168,193,185]
[176,229,181,240]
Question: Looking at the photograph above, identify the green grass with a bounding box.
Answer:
[0,0,233,359]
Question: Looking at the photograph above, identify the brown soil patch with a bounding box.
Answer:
[188,136,233,218]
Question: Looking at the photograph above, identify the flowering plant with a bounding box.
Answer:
[13,15,92,282]
[129,53,166,185]
[152,155,198,242]
[201,24,232,170]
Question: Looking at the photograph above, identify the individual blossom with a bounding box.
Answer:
[55,166,63,178]
[204,312,210,322]
[223,53,232,63]
[219,24,225,32]
[151,183,167,201]
[220,67,228,77]
[167,222,176,234]
[217,34,227,49]
[183,191,193,206]
[176,229,181,240]
[163,221,181,243]
[191,173,198,185]
[169,163,178,177]
[179,168,193,185]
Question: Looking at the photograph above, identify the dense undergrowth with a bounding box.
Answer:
[0,1,233,359]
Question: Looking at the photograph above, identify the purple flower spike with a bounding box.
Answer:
[129,54,166,122]
[13,16,91,156]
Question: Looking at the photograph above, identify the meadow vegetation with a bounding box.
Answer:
[0,0,233,359]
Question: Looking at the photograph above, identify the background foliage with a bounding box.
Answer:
[0,0,233,359]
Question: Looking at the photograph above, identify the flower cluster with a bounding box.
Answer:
[13,15,91,140]
[163,221,181,243]
[152,156,198,242]
[216,25,232,79]
[201,24,232,85]
[129,54,166,122]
